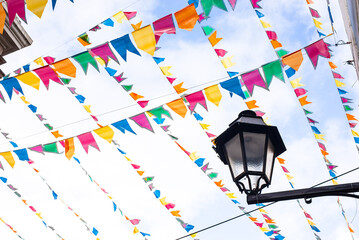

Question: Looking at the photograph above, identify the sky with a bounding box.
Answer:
[0,0,359,240]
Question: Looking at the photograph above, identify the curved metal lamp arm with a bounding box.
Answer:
[247,182,359,204]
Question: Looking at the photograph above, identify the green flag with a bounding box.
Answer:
[43,142,59,153]
[72,51,99,74]
[262,60,284,86]
[201,0,227,17]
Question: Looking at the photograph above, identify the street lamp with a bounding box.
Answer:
[214,110,359,204]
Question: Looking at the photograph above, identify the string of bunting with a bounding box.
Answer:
[249,0,356,236]
[0,171,65,239]
[0,217,25,239]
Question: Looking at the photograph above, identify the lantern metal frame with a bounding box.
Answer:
[214,110,286,195]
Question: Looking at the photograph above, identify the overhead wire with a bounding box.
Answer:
[175,166,359,240]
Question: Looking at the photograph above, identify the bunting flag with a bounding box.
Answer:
[89,43,119,65]
[132,25,156,56]
[282,50,304,71]
[0,4,6,34]
[305,40,330,69]
[153,14,176,42]
[6,0,27,26]
[0,77,24,100]
[174,4,199,31]
[72,51,99,74]
[26,0,48,18]
[33,66,63,89]
[241,69,267,95]
[185,91,208,112]
[0,217,25,239]
[77,132,100,153]
[200,0,227,16]
[110,34,141,61]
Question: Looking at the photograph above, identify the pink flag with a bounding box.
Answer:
[318,142,327,151]
[309,7,320,18]
[185,91,208,112]
[241,69,267,95]
[350,122,358,128]
[304,212,313,219]
[294,88,307,97]
[6,0,26,26]
[228,0,237,10]
[215,49,227,57]
[305,39,330,69]
[114,73,126,83]
[153,14,176,43]
[130,113,154,132]
[266,31,278,40]
[255,222,263,228]
[34,66,63,89]
[124,12,137,20]
[165,203,175,210]
[167,77,176,84]
[332,71,344,79]
[130,219,140,225]
[29,145,44,154]
[77,132,100,153]
[251,0,262,8]
[138,100,149,108]
[44,56,55,65]
[90,43,119,65]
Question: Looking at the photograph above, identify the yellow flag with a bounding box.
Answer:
[16,72,41,90]
[199,123,210,130]
[20,96,30,104]
[226,193,236,199]
[335,79,345,87]
[285,174,294,180]
[160,66,173,76]
[133,227,139,234]
[113,11,126,23]
[34,57,45,66]
[189,151,200,161]
[0,152,15,168]
[27,0,48,18]
[290,77,304,89]
[221,55,236,69]
[332,179,338,185]
[83,105,92,113]
[132,25,156,56]
[159,197,168,205]
[313,19,323,30]
[352,130,359,137]
[260,20,272,28]
[36,212,43,219]
[65,138,75,160]
[95,56,106,66]
[94,126,115,143]
[204,85,222,106]
[190,233,197,238]
[260,227,269,232]
[307,219,315,226]
[132,21,142,30]
[258,208,268,213]
[314,134,326,141]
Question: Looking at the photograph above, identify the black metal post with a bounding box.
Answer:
[247,182,359,204]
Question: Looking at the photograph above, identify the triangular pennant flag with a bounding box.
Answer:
[260,20,271,28]
[65,138,75,160]
[77,132,100,153]
[122,85,133,91]
[94,126,114,143]
[262,60,284,86]
[313,19,323,30]
[34,66,63,89]
[277,49,289,57]
[114,73,126,83]
[44,56,55,65]
[298,96,311,106]
[131,21,142,30]
[173,82,188,94]
[72,51,99,74]
[153,14,176,43]
[185,91,208,112]
[335,79,345,87]
[215,49,227,57]
[167,99,187,118]
[29,145,44,154]
[228,0,237,10]
[7,0,27,26]
[290,77,304,89]
[160,66,173,76]
[241,69,267,95]
[77,33,91,46]
[14,149,29,161]
[220,76,245,98]
[16,72,41,90]
[51,131,63,138]
[309,7,320,18]
[112,119,136,134]
[200,0,227,16]
[124,11,137,20]
[266,31,278,40]
[27,0,48,18]
[202,26,215,36]
[153,57,165,64]
[43,142,59,153]
[251,0,262,8]
[129,92,144,101]
[282,50,303,71]
[227,71,238,77]
[104,67,117,76]
[130,113,154,132]
[148,106,172,120]
[221,55,236,68]
[270,40,282,49]
[347,114,358,121]
[332,71,344,79]
[305,39,330,69]
[204,84,222,106]
[0,152,15,168]
[102,18,114,27]
[90,43,119,65]
[0,77,24,99]
[110,34,141,61]
[208,31,222,46]
[52,58,77,78]
[132,25,156,56]
[329,61,337,69]
[255,10,264,18]
[138,100,149,108]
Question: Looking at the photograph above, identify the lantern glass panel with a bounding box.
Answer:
[243,132,266,172]
[224,134,244,179]
[265,138,275,180]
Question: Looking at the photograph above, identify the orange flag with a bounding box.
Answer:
[65,138,75,160]
[347,114,358,121]
[167,99,187,118]
[245,100,258,109]
[132,21,142,30]
[174,4,198,31]
[282,50,303,71]
[270,40,282,49]
[277,158,285,164]
[298,96,311,106]
[52,58,77,78]
[173,82,187,94]
[328,61,337,69]
[208,31,222,47]
[0,4,5,34]
[129,92,144,101]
